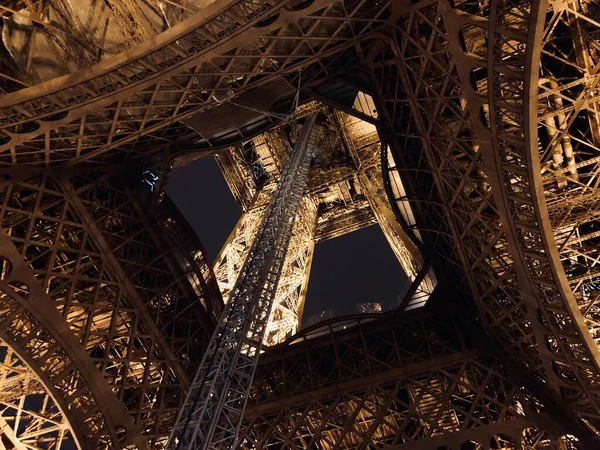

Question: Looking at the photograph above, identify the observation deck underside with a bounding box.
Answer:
[0,0,599,448]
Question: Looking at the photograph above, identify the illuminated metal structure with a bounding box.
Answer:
[357,302,383,314]
[0,0,599,449]
[213,103,433,345]
[167,115,318,449]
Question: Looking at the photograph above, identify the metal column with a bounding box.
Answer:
[167,116,318,449]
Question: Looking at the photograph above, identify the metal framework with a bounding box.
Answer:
[0,0,599,449]
[214,193,318,346]
[213,102,431,344]
[0,0,387,166]
[334,110,436,309]
[167,116,318,449]
[0,0,199,94]
[368,0,600,435]
[0,340,77,449]
[242,308,581,450]
[0,172,217,449]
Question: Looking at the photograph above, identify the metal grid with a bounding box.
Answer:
[0,0,599,448]
[167,116,318,449]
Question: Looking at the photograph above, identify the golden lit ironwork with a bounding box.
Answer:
[0,0,599,448]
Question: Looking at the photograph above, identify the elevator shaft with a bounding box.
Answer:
[167,116,318,450]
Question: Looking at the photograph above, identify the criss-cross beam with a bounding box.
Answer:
[241,309,583,449]
[0,0,390,168]
[0,172,218,448]
[0,0,202,94]
[213,192,318,347]
[167,116,319,449]
[0,228,149,449]
[0,342,80,450]
[362,0,600,436]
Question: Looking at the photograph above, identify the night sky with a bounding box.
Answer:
[167,155,410,323]
[168,156,241,261]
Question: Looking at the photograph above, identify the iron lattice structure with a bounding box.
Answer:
[242,307,578,450]
[213,103,433,346]
[0,172,219,449]
[0,341,77,448]
[213,194,318,345]
[167,116,318,449]
[0,0,599,449]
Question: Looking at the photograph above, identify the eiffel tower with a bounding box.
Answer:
[0,0,599,449]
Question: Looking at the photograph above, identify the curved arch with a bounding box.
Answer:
[278,312,387,348]
[0,287,112,448]
[382,0,600,433]
[0,229,149,449]
[522,0,600,383]
[0,0,240,109]
[428,0,600,419]
[0,0,388,168]
[0,337,83,450]
[487,0,600,418]
[0,0,273,153]
[0,0,345,155]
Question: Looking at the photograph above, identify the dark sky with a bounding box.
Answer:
[304,226,410,318]
[167,155,410,322]
[168,156,241,261]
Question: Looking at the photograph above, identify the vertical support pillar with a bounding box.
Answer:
[213,193,270,304]
[264,196,318,345]
[334,111,436,309]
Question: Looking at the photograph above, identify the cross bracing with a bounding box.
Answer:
[167,114,319,449]
[0,0,598,449]
[212,102,432,345]
[242,307,583,449]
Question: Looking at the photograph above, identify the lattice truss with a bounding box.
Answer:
[0,172,217,449]
[1,0,600,448]
[364,0,600,438]
[241,310,580,450]
[212,117,322,346]
[213,191,318,346]
[212,101,432,346]
[0,0,203,93]
[167,115,320,449]
[0,341,77,449]
[335,110,436,310]
[538,0,600,346]
[0,0,390,167]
